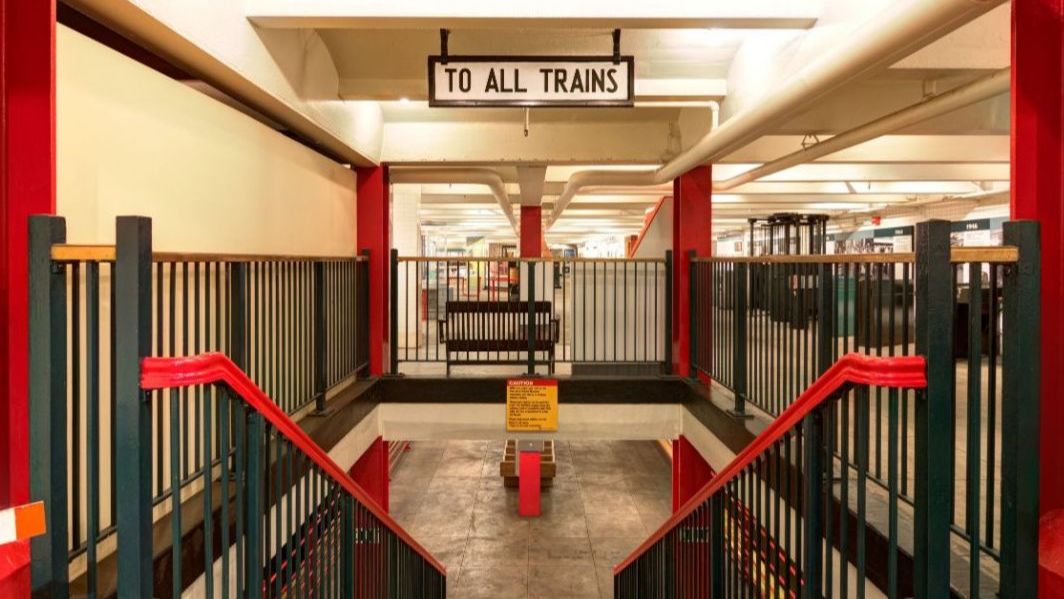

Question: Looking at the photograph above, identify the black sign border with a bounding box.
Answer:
[427,55,635,108]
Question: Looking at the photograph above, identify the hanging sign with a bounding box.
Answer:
[428,56,634,107]
[506,379,559,432]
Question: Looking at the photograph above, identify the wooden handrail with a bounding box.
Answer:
[50,244,367,264]
[396,256,666,263]
[140,352,446,576]
[692,246,1018,265]
[612,352,927,575]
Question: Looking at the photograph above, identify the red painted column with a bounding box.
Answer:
[356,166,390,375]
[672,167,713,376]
[348,437,389,512]
[520,205,543,258]
[671,436,714,513]
[1013,0,1064,513]
[1,0,57,509]
[1012,1,1064,593]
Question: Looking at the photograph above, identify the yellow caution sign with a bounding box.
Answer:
[506,379,558,432]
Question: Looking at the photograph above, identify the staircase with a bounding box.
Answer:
[613,353,1039,598]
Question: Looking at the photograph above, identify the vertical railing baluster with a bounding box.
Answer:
[664,250,673,374]
[390,249,399,375]
[733,261,749,416]
[313,261,326,412]
[527,262,536,375]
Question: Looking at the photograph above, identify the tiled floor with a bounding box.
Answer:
[389,440,673,599]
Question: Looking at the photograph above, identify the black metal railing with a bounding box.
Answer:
[679,219,1041,598]
[390,253,671,375]
[615,354,930,598]
[28,215,373,597]
[138,352,445,599]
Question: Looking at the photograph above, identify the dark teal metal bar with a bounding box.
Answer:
[663,250,673,374]
[802,411,824,599]
[245,411,265,597]
[28,215,69,599]
[913,219,952,599]
[114,216,154,598]
[1000,220,1040,598]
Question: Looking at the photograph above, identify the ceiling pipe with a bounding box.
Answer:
[391,168,519,235]
[547,0,1006,229]
[713,67,1010,191]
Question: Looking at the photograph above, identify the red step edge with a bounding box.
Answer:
[140,352,446,576]
[613,352,927,575]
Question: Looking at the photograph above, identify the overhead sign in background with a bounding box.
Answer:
[428,56,634,107]
[506,379,559,432]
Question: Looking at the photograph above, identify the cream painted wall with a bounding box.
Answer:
[57,25,358,256]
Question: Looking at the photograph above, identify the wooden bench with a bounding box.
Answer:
[437,300,559,375]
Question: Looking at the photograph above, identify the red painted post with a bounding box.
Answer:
[348,437,389,513]
[672,435,715,513]
[1012,3,1064,593]
[672,167,713,376]
[356,166,390,376]
[520,205,543,258]
[518,445,541,517]
[1,0,57,509]
[1012,0,1063,514]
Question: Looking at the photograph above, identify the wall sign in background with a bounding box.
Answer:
[429,56,634,107]
[506,379,559,432]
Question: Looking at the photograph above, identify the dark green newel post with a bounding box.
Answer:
[114,216,153,598]
[912,219,952,599]
[28,215,69,599]
[1000,220,1040,598]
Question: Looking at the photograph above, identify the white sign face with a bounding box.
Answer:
[428,56,634,107]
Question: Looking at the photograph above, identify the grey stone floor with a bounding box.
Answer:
[389,439,673,598]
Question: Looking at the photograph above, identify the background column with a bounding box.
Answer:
[356,165,390,375]
[1,0,56,510]
[1011,1,1064,592]
[1011,0,1063,516]
[672,166,712,377]
[520,205,543,258]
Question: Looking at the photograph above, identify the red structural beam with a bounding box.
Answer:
[672,168,712,376]
[356,166,390,375]
[1,0,57,508]
[140,352,446,575]
[1012,0,1064,518]
[614,353,928,574]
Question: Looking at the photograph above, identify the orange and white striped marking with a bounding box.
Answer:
[0,502,46,545]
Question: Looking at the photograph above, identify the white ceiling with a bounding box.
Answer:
[265,0,1013,245]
